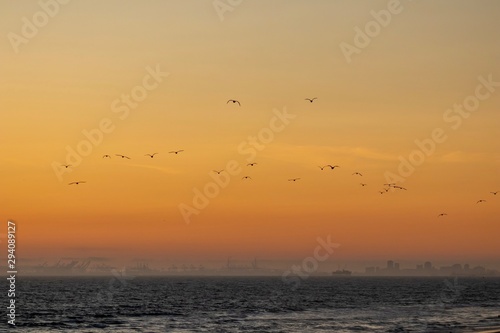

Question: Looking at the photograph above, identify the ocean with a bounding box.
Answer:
[3,276,500,332]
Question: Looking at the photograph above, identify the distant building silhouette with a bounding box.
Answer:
[364,260,497,277]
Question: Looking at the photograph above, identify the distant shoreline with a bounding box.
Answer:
[3,273,500,278]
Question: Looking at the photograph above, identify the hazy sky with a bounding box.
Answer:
[1,0,499,268]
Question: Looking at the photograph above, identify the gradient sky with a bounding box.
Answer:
[1,0,499,269]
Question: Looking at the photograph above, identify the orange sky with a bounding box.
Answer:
[0,0,499,269]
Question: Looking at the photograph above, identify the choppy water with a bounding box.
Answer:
[2,276,500,332]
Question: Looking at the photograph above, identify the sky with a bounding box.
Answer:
[0,0,499,270]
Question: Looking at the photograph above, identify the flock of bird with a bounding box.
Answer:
[435,193,498,218]
[66,151,184,183]
[65,97,497,219]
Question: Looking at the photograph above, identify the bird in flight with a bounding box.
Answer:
[242,176,252,180]
[379,191,385,195]
[392,186,407,190]
[115,154,131,159]
[227,99,241,106]
[288,178,301,182]
[384,183,396,187]
[305,98,317,103]
[169,150,184,154]
[68,181,86,185]
[145,153,158,158]
[247,163,257,166]
[477,199,486,204]
[352,172,363,176]
[319,165,339,170]
[438,213,448,218]
[103,155,111,159]
[491,191,498,195]
[360,183,367,187]
[61,164,72,169]
[213,170,224,174]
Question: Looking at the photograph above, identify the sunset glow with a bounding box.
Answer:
[1,0,499,270]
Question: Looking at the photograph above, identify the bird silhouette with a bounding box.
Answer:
[477,199,486,204]
[68,181,86,185]
[115,154,131,159]
[145,153,158,158]
[319,165,339,170]
[227,99,241,106]
[393,186,407,190]
[491,191,498,195]
[352,172,363,176]
[213,170,224,174]
[103,155,111,159]
[62,164,72,169]
[305,98,317,103]
[438,213,448,217]
[169,150,184,154]
[288,178,301,182]
[379,191,385,195]
[242,176,252,180]
[384,183,396,187]
[360,183,367,187]
[247,163,257,166]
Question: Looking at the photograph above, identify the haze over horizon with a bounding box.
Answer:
[7,257,500,275]
[1,0,499,269]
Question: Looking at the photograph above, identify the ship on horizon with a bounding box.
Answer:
[332,266,352,276]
